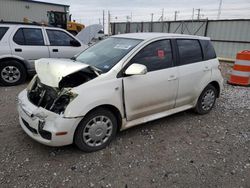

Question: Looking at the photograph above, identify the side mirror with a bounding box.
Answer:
[125,63,147,76]
[70,40,81,47]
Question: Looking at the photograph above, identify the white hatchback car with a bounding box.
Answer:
[17,33,223,152]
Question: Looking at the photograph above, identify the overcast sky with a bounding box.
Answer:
[37,0,250,25]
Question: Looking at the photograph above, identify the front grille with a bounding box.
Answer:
[21,118,38,134]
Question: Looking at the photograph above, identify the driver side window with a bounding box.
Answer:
[46,29,80,46]
[130,40,173,72]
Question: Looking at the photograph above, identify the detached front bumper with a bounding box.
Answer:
[17,90,82,147]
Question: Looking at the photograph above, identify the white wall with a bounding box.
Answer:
[0,0,69,23]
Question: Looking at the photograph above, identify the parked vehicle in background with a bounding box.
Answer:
[17,33,223,152]
[0,22,87,86]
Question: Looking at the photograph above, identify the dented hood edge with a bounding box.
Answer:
[35,58,89,88]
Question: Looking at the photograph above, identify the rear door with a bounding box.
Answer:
[10,26,50,70]
[45,29,84,58]
[123,39,178,121]
[175,39,212,107]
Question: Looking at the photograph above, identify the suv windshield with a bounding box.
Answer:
[76,37,142,72]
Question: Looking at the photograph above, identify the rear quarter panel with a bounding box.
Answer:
[0,25,12,57]
[210,58,224,92]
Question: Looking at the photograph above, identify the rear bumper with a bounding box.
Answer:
[17,90,82,147]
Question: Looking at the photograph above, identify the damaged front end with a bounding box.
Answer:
[27,68,98,115]
[26,58,99,115]
[27,76,78,115]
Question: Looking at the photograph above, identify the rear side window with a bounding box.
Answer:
[177,39,203,65]
[0,27,9,40]
[13,28,44,45]
[46,29,80,46]
[13,29,25,45]
[130,40,173,72]
[200,40,216,60]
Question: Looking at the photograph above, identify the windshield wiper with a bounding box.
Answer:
[89,66,102,76]
[73,58,102,76]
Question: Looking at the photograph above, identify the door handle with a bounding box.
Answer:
[168,75,177,81]
[15,48,22,52]
[52,49,58,52]
[203,66,210,72]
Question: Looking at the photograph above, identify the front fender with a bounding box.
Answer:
[64,78,124,118]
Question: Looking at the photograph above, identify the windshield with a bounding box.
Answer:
[76,37,142,72]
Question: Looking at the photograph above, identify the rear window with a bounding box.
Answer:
[200,40,216,60]
[177,39,203,65]
[0,27,9,40]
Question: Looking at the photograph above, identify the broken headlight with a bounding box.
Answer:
[49,91,78,114]
[27,76,78,115]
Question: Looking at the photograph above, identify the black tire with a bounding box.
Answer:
[194,84,217,115]
[0,60,27,86]
[74,108,117,152]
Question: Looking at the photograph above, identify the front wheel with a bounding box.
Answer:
[74,108,117,152]
[194,84,217,115]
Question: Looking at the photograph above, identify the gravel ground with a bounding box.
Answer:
[0,62,250,188]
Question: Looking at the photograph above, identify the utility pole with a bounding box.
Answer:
[196,8,201,20]
[99,18,101,25]
[174,11,179,21]
[130,12,132,22]
[192,8,194,20]
[217,0,223,19]
[161,8,164,22]
[102,10,105,33]
[108,10,111,35]
[151,13,154,22]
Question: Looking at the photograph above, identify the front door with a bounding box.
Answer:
[45,29,84,59]
[123,39,178,121]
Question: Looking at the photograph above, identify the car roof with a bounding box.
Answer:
[0,23,67,31]
[112,32,210,40]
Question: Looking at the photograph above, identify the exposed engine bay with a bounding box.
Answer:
[28,68,98,114]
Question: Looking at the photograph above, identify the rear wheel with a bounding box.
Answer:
[74,108,117,152]
[0,60,27,86]
[195,84,217,114]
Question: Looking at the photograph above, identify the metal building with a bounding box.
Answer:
[111,19,250,60]
[0,0,69,28]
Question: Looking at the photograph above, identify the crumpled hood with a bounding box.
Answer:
[35,58,89,88]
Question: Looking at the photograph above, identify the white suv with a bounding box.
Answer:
[0,23,87,86]
[17,33,223,152]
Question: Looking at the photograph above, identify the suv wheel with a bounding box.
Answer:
[0,60,27,86]
[195,84,217,114]
[74,108,117,152]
